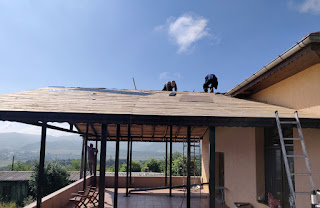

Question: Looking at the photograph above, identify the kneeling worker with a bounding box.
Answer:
[203,74,218,93]
[162,80,177,91]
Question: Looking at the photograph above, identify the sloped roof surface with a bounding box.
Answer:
[0,87,317,119]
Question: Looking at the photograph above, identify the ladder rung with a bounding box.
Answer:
[291,173,311,176]
[295,191,311,195]
[283,137,301,140]
[285,144,294,147]
[287,155,306,158]
[280,121,298,125]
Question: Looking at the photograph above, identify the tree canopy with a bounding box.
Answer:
[29,162,70,197]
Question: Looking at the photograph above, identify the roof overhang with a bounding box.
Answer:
[226,32,320,98]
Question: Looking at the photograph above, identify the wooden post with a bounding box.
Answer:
[99,124,107,208]
[209,127,215,208]
[11,155,14,171]
[114,124,120,208]
[126,124,131,197]
[187,126,191,208]
[169,126,173,197]
[36,122,47,208]
[83,123,89,190]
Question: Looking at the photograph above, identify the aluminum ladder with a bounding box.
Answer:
[275,111,317,208]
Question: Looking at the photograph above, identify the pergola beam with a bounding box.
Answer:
[187,126,191,208]
[114,124,120,208]
[18,121,96,137]
[83,123,89,190]
[90,123,99,138]
[1,111,320,128]
[98,124,107,208]
[36,122,47,208]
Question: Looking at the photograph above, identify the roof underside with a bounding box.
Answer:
[0,87,319,141]
[77,123,208,142]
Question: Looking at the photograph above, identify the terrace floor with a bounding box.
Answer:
[68,188,228,208]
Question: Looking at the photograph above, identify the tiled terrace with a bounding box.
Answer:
[68,188,228,208]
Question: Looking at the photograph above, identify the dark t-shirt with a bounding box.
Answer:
[204,74,218,89]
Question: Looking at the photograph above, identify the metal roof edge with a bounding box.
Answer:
[226,32,320,96]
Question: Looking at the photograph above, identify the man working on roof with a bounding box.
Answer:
[203,74,218,93]
[87,143,98,175]
[162,80,177,91]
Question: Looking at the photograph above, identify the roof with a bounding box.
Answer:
[0,171,32,181]
[227,32,320,98]
[0,87,319,135]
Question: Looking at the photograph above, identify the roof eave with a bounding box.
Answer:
[226,32,320,97]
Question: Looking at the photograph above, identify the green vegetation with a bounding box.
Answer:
[12,161,33,171]
[143,158,161,172]
[29,162,70,197]
[3,151,201,176]
[119,160,142,172]
[0,201,18,208]
[23,196,34,207]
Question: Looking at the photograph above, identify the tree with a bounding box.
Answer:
[66,160,81,171]
[13,161,32,171]
[106,165,115,172]
[144,158,161,172]
[29,162,70,197]
[119,160,142,172]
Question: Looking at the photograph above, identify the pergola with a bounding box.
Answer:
[0,87,320,208]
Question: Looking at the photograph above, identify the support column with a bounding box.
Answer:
[169,126,173,197]
[126,124,131,197]
[187,126,191,208]
[114,124,120,208]
[165,138,168,186]
[94,139,98,187]
[130,137,133,185]
[209,127,215,208]
[80,137,85,179]
[83,123,89,190]
[36,122,47,208]
[99,124,107,208]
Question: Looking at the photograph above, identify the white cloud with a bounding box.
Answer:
[156,14,211,53]
[289,0,320,14]
[300,0,320,13]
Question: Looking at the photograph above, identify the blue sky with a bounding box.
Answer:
[0,0,320,95]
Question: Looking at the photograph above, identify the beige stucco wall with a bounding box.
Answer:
[251,63,320,115]
[202,127,268,208]
[293,128,320,208]
[25,175,94,208]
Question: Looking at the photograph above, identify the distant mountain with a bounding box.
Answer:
[0,132,81,150]
[0,132,184,165]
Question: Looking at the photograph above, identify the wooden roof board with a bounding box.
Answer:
[78,123,208,142]
[0,87,318,120]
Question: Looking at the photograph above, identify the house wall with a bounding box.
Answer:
[0,181,29,204]
[293,128,320,208]
[250,63,320,115]
[202,127,268,208]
